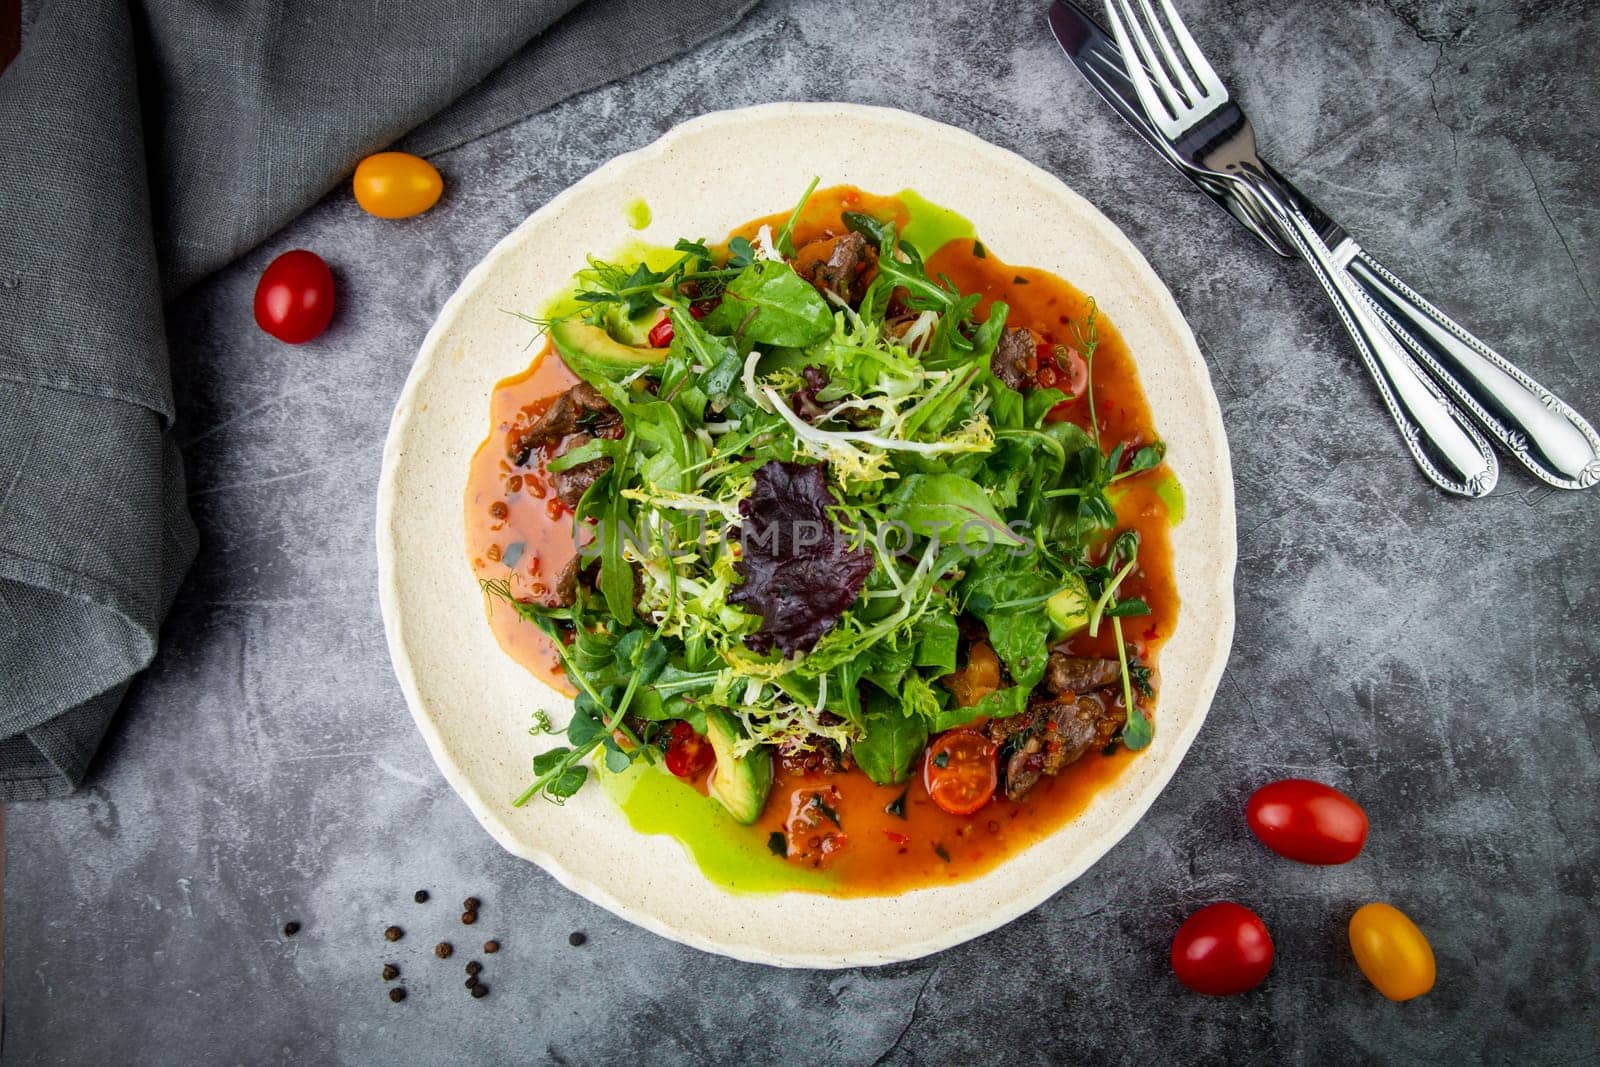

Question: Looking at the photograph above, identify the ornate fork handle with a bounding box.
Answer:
[1346,256,1600,490]
[1239,172,1499,497]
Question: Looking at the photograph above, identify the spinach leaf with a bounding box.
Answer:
[852,708,928,786]
[886,473,1026,549]
[702,261,832,346]
[930,684,1029,732]
[912,612,960,675]
[962,556,1056,688]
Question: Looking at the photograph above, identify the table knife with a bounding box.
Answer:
[1048,0,1600,491]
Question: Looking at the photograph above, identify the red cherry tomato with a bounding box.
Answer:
[254,250,335,343]
[647,316,674,348]
[1171,902,1275,995]
[664,720,712,778]
[1056,347,1089,397]
[923,729,998,816]
[1246,779,1369,865]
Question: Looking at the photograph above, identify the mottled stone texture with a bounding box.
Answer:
[4,0,1597,1061]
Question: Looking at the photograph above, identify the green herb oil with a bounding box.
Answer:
[896,188,976,257]
[597,761,835,894]
[1155,471,1185,526]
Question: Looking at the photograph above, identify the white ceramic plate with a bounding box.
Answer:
[377,102,1236,968]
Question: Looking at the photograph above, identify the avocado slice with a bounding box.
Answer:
[703,708,773,825]
[1045,572,1092,640]
[548,317,665,381]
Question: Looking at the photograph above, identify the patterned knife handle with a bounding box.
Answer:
[1349,255,1600,490]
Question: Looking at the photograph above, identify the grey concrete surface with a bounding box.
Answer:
[4,0,1598,1062]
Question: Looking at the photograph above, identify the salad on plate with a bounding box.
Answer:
[465,181,1180,894]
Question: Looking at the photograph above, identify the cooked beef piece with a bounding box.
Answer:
[554,555,584,607]
[885,314,920,340]
[1045,653,1121,695]
[789,366,831,423]
[957,614,990,644]
[554,457,611,506]
[987,692,1123,801]
[799,231,873,304]
[552,553,642,609]
[509,382,617,465]
[991,326,1034,391]
[550,433,613,506]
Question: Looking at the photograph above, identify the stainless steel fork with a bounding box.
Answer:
[1104,0,1502,497]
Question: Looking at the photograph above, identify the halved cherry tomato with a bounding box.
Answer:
[1054,345,1089,397]
[1246,778,1368,865]
[923,729,998,815]
[647,316,674,348]
[1170,902,1274,995]
[253,250,335,344]
[1349,903,1435,1001]
[352,151,443,219]
[663,720,712,778]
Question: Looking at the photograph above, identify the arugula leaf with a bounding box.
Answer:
[703,261,832,346]
[774,175,820,259]
[597,435,636,626]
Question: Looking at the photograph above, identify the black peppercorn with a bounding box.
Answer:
[435,942,454,959]
[568,931,586,947]
[282,921,301,937]
[465,961,482,977]
[483,940,500,954]
[382,964,399,981]
[414,890,430,904]
[384,926,404,942]
[470,983,488,999]
[465,976,479,989]
[389,988,407,1003]
[461,911,478,925]
[463,897,481,911]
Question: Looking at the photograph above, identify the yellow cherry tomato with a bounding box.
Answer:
[1348,903,1436,1001]
[352,151,443,218]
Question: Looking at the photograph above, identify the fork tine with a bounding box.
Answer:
[1103,1,1179,136]
[1104,0,1182,130]
[1157,0,1225,97]
[1110,0,1189,119]
[1134,0,1200,104]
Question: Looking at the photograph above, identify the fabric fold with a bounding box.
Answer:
[0,0,755,799]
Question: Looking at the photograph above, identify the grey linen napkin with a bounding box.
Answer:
[0,0,756,800]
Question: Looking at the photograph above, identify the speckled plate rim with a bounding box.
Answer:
[377,102,1236,969]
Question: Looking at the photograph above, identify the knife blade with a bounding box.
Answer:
[1047,0,1344,257]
